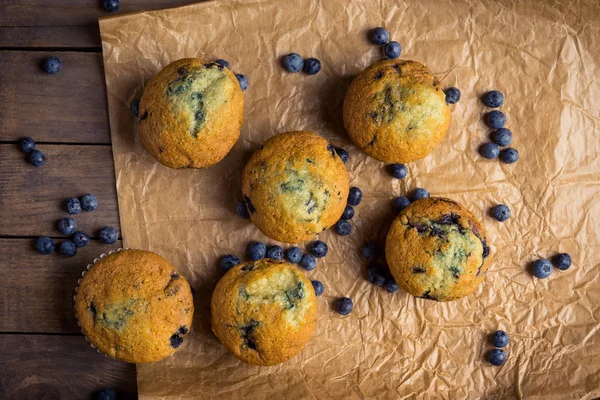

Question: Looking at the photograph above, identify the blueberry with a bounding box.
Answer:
[384,41,402,59]
[487,349,507,366]
[236,201,250,219]
[394,196,411,211]
[411,188,430,201]
[220,254,240,272]
[444,87,461,104]
[29,150,46,167]
[362,242,379,262]
[309,240,328,258]
[532,259,552,279]
[553,253,572,271]
[235,74,248,91]
[491,330,509,348]
[367,264,387,286]
[65,197,81,214]
[71,231,90,248]
[59,241,77,257]
[341,205,355,220]
[80,194,98,212]
[347,187,362,206]
[370,27,389,45]
[335,147,349,163]
[283,53,304,73]
[247,242,266,261]
[99,226,118,244]
[303,58,321,75]
[311,280,324,296]
[300,254,317,271]
[335,220,352,236]
[485,110,506,129]
[499,148,519,164]
[492,128,513,147]
[57,217,77,235]
[35,236,55,255]
[334,297,353,316]
[95,388,117,400]
[479,142,500,159]
[484,90,504,108]
[286,247,303,263]
[388,163,408,179]
[42,57,62,74]
[266,245,284,260]
[384,279,400,293]
[131,99,140,118]
[103,0,119,12]
[19,137,36,153]
[492,204,511,222]
[215,59,230,69]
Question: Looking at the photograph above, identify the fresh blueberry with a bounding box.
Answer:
[491,330,509,348]
[303,58,321,75]
[95,388,117,400]
[266,245,284,260]
[42,57,62,74]
[444,87,461,104]
[367,264,387,286]
[499,148,519,164]
[311,280,324,296]
[71,231,90,248]
[309,240,328,258]
[236,201,250,219]
[59,241,77,257]
[384,41,402,59]
[384,279,400,293]
[479,142,500,159]
[57,217,77,235]
[492,204,511,222]
[35,236,55,255]
[411,188,430,201]
[215,59,230,69]
[335,220,352,236]
[341,205,355,220]
[29,150,46,167]
[300,254,317,271]
[553,253,572,271]
[487,349,507,366]
[235,74,248,91]
[19,137,36,153]
[492,128,513,147]
[394,196,411,211]
[99,226,119,244]
[485,110,506,129]
[131,99,140,118]
[334,297,353,316]
[370,27,389,45]
[347,187,362,206]
[247,241,266,261]
[286,247,303,263]
[283,53,304,73]
[65,198,82,214]
[388,164,408,179]
[335,147,349,163]
[484,90,504,108]
[220,254,240,272]
[103,0,120,13]
[80,194,98,212]
[362,242,379,262]
[532,259,552,279]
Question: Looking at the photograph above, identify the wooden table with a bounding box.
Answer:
[0,1,197,398]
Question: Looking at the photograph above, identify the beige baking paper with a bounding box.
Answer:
[98,0,600,398]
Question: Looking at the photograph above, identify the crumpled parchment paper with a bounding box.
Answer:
[98,0,600,398]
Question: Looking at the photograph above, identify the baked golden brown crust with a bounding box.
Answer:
[139,58,244,169]
[343,59,451,163]
[385,197,491,301]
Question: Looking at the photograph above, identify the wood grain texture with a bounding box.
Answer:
[0,144,121,236]
[0,334,137,399]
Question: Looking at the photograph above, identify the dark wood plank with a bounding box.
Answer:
[0,334,137,399]
[0,239,123,333]
[0,144,121,236]
[0,26,101,49]
[0,51,111,143]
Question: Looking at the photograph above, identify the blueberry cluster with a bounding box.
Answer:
[532,253,572,279]
[369,27,402,59]
[283,53,321,75]
[487,330,509,366]
[393,187,429,213]
[479,90,519,164]
[362,242,399,293]
[18,137,46,167]
[334,187,363,236]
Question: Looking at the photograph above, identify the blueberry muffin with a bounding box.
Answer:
[385,197,491,301]
[138,58,244,169]
[75,250,194,363]
[343,59,451,163]
[241,131,349,243]
[211,259,317,366]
